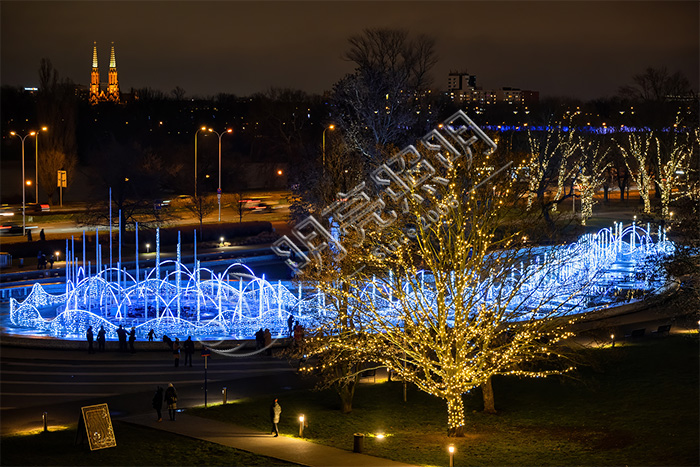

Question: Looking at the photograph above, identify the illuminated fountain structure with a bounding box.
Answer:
[9,223,674,341]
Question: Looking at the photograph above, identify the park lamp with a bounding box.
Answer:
[298,414,305,437]
[448,444,455,467]
[146,243,151,253]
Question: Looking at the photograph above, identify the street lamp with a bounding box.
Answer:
[10,130,37,235]
[34,126,48,203]
[207,128,233,222]
[194,126,207,198]
[322,124,335,169]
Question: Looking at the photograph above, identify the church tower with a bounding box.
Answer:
[107,42,120,102]
[89,42,120,104]
[90,42,101,104]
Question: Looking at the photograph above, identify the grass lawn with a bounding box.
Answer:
[0,420,299,466]
[191,333,699,466]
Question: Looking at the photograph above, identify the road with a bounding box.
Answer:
[0,343,309,436]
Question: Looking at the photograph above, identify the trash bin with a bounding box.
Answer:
[353,433,364,453]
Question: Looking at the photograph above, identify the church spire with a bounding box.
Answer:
[90,42,100,104]
[109,42,116,68]
[92,41,98,68]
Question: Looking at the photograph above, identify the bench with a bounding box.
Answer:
[651,324,671,336]
[624,328,646,339]
[359,369,376,383]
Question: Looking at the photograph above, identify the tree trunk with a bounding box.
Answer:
[446,394,466,437]
[337,380,356,414]
[481,376,497,414]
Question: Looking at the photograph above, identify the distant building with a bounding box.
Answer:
[90,42,120,104]
[446,71,538,106]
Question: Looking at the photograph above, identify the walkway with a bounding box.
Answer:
[122,412,417,467]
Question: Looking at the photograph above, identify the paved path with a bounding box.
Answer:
[123,412,417,467]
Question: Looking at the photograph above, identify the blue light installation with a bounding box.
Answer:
[9,223,674,341]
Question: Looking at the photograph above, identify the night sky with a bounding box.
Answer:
[1,1,698,100]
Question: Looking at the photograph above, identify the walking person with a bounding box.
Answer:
[183,336,195,367]
[39,229,46,241]
[97,325,106,351]
[147,329,155,342]
[172,338,181,367]
[255,328,264,351]
[86,326,94,354]
[129,327,136,353]
[263,328,272,356]
[164,383,178,421]
[48,253,55,269]
[269,398,281,437]
[287,314,294,337]
[117,325,127,352]
[152,386,164,422]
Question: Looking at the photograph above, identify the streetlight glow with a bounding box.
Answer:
[10,130,39,235]
[322,123,336,169]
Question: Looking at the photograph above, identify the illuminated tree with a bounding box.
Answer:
[299,141,584,436]
[654,130,694,220]
[618,132,654,214]
[577,136,611,225]
[525,125,579,228]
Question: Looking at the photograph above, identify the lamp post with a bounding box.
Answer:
[322,124,335,170]
[448,444,455,467]
[34,126,48,203]
[207,128,233,222]
[10,130,37,235]
[194,126,207,198]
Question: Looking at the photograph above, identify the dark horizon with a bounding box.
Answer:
[1,1,698,101]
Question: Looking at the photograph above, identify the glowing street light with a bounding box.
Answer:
[194,126,208,198]
[448,444,455,467]
[34,126,48,203]
[298,414,305,437]
[207,128,233,222]
[10,130,37,235]
[322,124,335,169]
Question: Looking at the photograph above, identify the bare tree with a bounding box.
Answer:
[37,58,78,203]
[186,194,216,238]
[333,28,438,164]
[619,66,692,103]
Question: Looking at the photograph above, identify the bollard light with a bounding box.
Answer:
[298,414,305,437]
[222,387,227,404]
[610,334,615,348]
[448,444,455,467]
[146,243,151,253]
[43,412,48,432]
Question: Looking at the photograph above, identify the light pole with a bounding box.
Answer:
[322,124,335,169]
[34,126,48,204]
[10,131,37,235]
[207,128,233,222]
[194,126,207,198]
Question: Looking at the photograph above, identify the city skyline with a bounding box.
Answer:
[1,1,698,100]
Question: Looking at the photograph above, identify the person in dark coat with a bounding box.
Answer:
[164,383,178,421]
[287,314,294,337]
[263,329,272,356]
[86,326,94,354]
[172,338,181,367]
[269,398,281,437]
[39,229,46,241]
[163,334,172,350]
[97,326,106,351]
[147,329,155,342]
[152,386,164,422]
[48,254,55,269]
[117,325,127,352]
[129,327,136,353]
[183,336,195,367]
[255,328,264,351]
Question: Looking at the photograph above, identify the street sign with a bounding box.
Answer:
[57,170,67,188]
[201,348,211,357]
[217,187,222,195]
